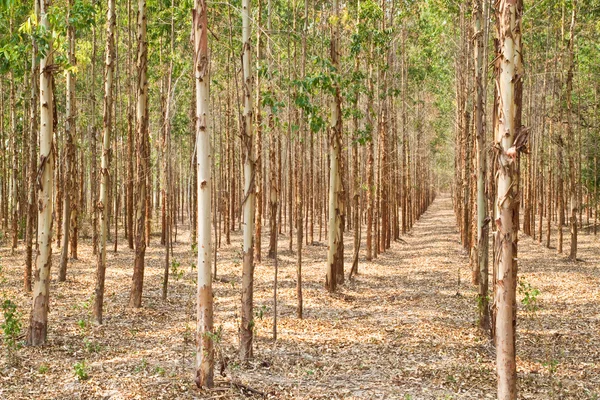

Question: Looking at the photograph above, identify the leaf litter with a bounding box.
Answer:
[0,194,598,399]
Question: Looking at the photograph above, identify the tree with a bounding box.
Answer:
[325,0,343,293]
[494,0,523,397]
[239,0,256,362]
[566,1,577,261]
[129,0,149,308]
[473,0,489,330]
[193,0,214,386]
[58,0,77,282]
[93,0,116,325]
[25,0,40,293]
[27,0,55,346]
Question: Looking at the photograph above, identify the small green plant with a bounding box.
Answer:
[171,260,184,281]
[154,366,165,376]
[77,319,87,330]
[83,338,101,353]
[518,277,541,312]
[74,361,89,381]
[404,395,413,400]
[203,325,223,344]
[135,358,148,373]
[38,364,49,374]
[254,304,268,321]
[543,359,559,375]
[1,299,23,363]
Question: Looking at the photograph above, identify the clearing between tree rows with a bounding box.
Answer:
[1,194,598,399]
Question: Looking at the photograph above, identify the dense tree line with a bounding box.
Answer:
[0,0,598,398]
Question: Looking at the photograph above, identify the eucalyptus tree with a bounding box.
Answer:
[93,0,116,325]
[473,0,490,330]
[239,0,256,361]
[325,0,343,293]
[494,0,523,397]
[27,0,55,346]
[129,0,149,308]
[58,0,78,282]
[25,0,40,293]
[193,0,214,386]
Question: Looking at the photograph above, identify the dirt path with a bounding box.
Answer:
[1,194,598,399]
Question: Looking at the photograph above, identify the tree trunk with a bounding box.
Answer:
[474,0,489,331]
[240,0,256,362]
[59,2,76,282]
[25,0,40,292]
[566,2,577,261]
[93,0,116,325]
[27,0,54,346]
[129,0,149,308]
[193,0,214,386]
[326,0,343,292]
[494,0,522,397]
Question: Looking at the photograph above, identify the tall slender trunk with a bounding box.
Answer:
[129,0,149,308]
[27,0,54,346]
[494,0,522,397]
[240,0,256,361]
[59,2,76,281]
[326,0,343,292]
[162,0,175,300]
[8,16,18,253]
[474,0,489,331]
[91,20,99,255]
[193,0,214,386]
[126,0,134,249]
[254,3,263,264]
[25,0,40,292]
[93,0,116,324]
[566,2,577,261]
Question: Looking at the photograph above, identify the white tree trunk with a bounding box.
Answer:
[193,0,214,387]
[240,0,256,361]
[94,0,116,325]
[495,0,522,398]
[27,0,54,346]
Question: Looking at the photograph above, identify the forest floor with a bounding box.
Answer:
[1,194,599,399]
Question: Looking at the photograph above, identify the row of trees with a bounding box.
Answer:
[4,0,597,397]
[1,0,444,390]
[453,0,599,398]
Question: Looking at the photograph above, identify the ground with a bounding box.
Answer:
[0,195,599,399]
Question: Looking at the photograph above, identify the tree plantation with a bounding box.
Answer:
[0,0,599,398]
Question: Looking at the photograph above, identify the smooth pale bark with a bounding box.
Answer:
[27,0,54,346]
[494,0,522,398]
[126,0,134,250]
[8,15,17,252]
[254,3,263,264]
[193,0,214,387]
[162,0,175,300]
[474,0,489,331]
[93,0,116,325]
[25,0,40,292]
[326,0,343,293]
[9,69,17,253]
[129,0,149,308]
[90,24,99,256]
[239,0,256,362]
[566,2,577,261]
[59,1,76,282]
